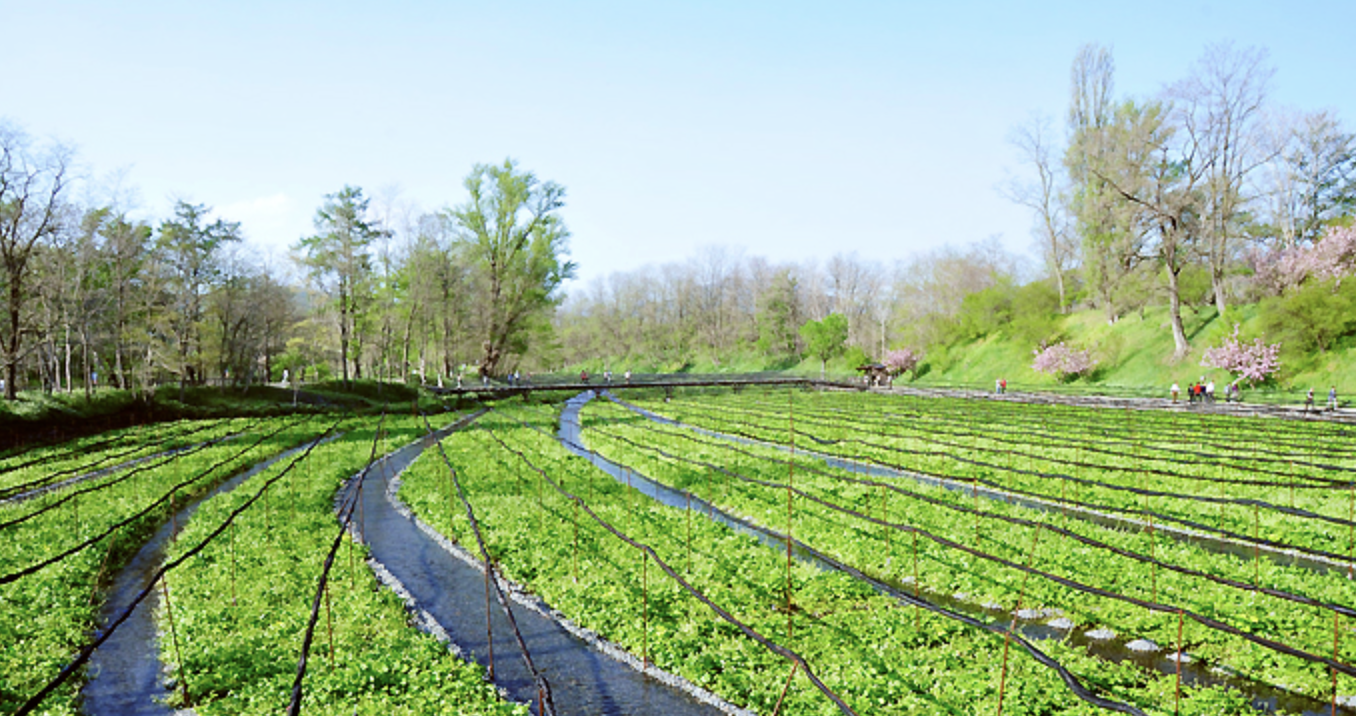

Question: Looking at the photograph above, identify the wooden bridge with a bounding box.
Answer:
[429,375,858,399]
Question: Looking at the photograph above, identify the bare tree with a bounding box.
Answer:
[1168,42,1274,315]
[0,123,71,399]
[1005,113,1077,311]
[1265,110,1355,248]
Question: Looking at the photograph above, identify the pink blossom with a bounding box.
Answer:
[1031,342,1096,378]
[1253,225,1356,294]
[883,348,921,376]
[1200,324,1281,384]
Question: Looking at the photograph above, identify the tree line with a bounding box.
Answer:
[0,127,571,401]
[557,42,1356,375]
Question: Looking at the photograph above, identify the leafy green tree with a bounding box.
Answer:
[799,313,848,378]
[449,160,575,377]
[294,186,383,387]
[1260,278,1356,356]
[755,270,801,361]
[158,201,241,396]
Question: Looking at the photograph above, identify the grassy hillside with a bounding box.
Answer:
[912,303,1356,401]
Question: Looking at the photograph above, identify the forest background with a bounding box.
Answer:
[3,40,1355,413]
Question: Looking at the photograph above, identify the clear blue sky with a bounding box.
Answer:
[3,1,1353,285]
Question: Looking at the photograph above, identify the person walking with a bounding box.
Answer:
[1329,385,1338,411]
[624,369,632,384]
[1206,380,1215,403]
[995,378,1002,395]
[1305,387,1315,412]
[1171,382,1180,403]
[1000,378,1007,394]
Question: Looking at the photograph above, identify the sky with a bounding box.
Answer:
[3,0,1354,287]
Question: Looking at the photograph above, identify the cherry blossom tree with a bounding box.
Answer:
[883,347,921,378]
[1200,324,1281,384]
[1251,225,1356,295]
[1031,341,1096,379]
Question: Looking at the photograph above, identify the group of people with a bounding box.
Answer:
[1304,386,1339,412]
[579,369,632,385]
[1171,377,1243,404]
[993,378,1007,395]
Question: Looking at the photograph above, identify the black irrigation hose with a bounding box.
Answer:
[0,415,317,583]
[610,397,1356,572]
[652,400,1356,531]
[0,419,233,498]
[421,413,557,716]
[590,426,1356,681]
[15,419,341,716]
[0,414,305,532]
[285,412,383,716]
[810,391,1356,459]
[844,400,1356,471]
[0,419,206,477]
[0,416,297,531]
[731,389,1356,462]
[512,425,1156,716]
[890,384,1356,431]
[736,395,1356,482]
[479,418,862,716]
[604,420,1356,621]
[527,409,1148,716]
[696,398,1356,489]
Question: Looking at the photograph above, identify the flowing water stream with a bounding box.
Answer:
[565,391,1353,716]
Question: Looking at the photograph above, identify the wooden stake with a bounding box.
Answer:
[1149,512,1157,604]
[1332,611,1341,716]
[685,491,692,574]
[324,580,335,669]
[230,520,237,607]
[912,528,921,630]
[161,575,191,708]
[787,389,794,641]
[770,661,800,716]
[998,524,1042,716]
[485,558,495,679]
[1175,609,1185,716]
[89,526,121,606]
[1253,502,1261,586]
[642,552,649,671]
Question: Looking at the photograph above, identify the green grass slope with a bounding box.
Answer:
[913,304,1356,401]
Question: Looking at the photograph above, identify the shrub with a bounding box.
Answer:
[1031,341,1096,380]
[1200,324,1281,384]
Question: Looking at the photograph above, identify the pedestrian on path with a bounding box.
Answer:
[1171,382,1180,403]
[1329,386,1338,411]
[1305,387,1315,412]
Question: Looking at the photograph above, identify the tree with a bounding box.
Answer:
[1005,113,1077,311]
[755,269,802,361]
[1170,43,1274,314]
[294,185,383,387]
[1031,341,1096,380]
[1269,111,1356,247]
[1065,44,1136,322]
[1092,99,1200,358]
[1200,323,1281,384]
[0,122,71,400]
[799,313,848,379]
[449,160,575,377]
[883,347,921,379]
[158,201,241,395]
[100,212,154,391]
